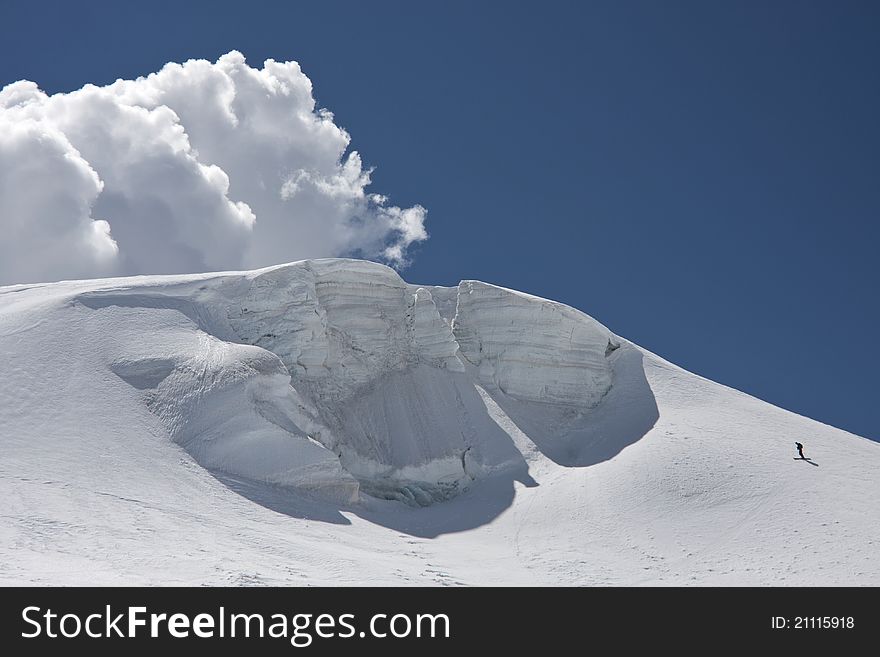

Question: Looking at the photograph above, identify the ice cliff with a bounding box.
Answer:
[75,259,621,505]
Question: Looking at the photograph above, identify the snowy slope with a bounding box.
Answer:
[1,259,877,585]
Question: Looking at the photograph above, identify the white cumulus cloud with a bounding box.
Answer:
[0,51,427,285]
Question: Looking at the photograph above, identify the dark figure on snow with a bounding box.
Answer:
[795,442,805,459]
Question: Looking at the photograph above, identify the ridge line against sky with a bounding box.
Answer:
[0,0,877,441]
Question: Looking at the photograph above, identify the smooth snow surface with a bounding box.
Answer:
[1,259,877,585]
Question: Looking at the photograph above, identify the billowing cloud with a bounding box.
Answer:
[0,51,427,285]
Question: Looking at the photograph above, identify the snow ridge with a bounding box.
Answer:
[2,258,880,585]
[453,280,618,407]
[61,259,623,505]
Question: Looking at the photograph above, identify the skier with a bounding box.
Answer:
[795,442,805,459]
[461,446,475,480]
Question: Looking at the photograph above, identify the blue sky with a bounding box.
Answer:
[1,0,877,440]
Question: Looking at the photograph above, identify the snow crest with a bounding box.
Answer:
[5,259,880,585]
[453,280,618,407]
[66,259,622,505]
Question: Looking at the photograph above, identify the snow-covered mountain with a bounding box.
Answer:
[1,259,877,585]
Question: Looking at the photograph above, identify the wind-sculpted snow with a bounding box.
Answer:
[2,259,880,585]
[226,260,462,398]
[454,280,619,407]
[55,259,624,505]
[408,287,464,371]
[70,298,359,502]
[220,260,611,502]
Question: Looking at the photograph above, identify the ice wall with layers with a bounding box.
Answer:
[77,259,621,505]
